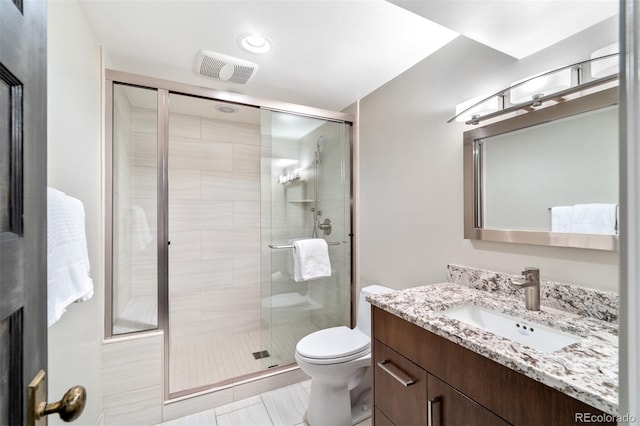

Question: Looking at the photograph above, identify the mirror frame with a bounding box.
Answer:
[463,86,619,251]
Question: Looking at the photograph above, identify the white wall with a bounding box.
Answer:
[359,16,619,292]
[47,1,103,424]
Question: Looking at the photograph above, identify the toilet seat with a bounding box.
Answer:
[296,326,370,365]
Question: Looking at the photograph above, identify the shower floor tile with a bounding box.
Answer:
[170,330,263,393]
[169,322,320,393]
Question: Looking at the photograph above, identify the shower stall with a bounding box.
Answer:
[106,72,353,398]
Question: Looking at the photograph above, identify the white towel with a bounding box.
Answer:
[47,188,94,327]
[551,206,573,232]
[570,203,618,234]
[292,239,331,282]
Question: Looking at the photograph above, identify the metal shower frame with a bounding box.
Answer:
[104,69,357,401]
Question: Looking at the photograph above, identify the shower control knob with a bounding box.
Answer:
[317,218,332,236]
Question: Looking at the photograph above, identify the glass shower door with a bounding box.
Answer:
[260,109,352,369]
[111,83,159,335]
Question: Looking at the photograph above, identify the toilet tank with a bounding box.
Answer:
[355,285,393,337]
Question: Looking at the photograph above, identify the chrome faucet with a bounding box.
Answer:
[511,267,540,311]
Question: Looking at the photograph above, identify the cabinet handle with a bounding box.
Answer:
[427,396,442,426]
[377,360,415,387]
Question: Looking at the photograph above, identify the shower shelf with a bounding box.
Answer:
[287,199,314,203]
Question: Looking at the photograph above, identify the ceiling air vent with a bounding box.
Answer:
[196,50,259,84]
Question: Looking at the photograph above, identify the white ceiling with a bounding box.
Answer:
[389,0,619,60]
[77,0,618,113]
[78,0,457,112]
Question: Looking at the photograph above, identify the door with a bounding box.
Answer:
[260,109,353,368]
[0,0,47,424]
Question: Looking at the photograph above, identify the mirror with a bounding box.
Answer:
[464,87,619,250]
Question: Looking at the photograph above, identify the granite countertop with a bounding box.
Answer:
[367,274,618,415]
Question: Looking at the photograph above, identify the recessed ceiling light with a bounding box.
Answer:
[238,33,272,54]
[215,104,237,114]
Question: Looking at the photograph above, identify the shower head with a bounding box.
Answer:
[315,135,326,164]
[317,135,326,151]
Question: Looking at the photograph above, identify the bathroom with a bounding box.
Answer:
[21,0,637,425]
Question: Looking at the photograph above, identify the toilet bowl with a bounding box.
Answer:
[295,285,393,426]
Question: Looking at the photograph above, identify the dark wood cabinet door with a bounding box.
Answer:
[428,374,511,426]
[0,0,47,424]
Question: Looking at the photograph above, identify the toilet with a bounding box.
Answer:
[295,285,393,426]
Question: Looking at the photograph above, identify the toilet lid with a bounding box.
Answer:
[296,326,370,359]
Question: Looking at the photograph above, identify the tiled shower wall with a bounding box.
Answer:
[168,112,262,344]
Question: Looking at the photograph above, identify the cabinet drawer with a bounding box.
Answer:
[373,306,430,368]
[428,374,511,426]
[374,340,427,426]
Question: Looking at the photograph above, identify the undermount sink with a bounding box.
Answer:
[442,305,582,353]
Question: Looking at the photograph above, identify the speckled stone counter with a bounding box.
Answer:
[367,265,618,415]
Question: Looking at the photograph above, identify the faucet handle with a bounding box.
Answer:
[521,267,539,277]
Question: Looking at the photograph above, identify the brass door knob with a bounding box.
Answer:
[37,386,87,422]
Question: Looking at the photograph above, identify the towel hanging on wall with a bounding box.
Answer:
[550,203,618,234]
[47,187,94,326]
[550,206,573,232]
[570,203,618,234]
[292,239,331,282]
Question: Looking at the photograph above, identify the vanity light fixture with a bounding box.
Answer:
[238,33,273,54]
[448,53,619,126]
[455,95,501,124]
[591,43,619,78]
[509,68,572,105]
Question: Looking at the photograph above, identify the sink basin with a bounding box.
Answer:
[442,305,582,353]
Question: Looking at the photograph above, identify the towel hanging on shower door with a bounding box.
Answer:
[292,239,331,282]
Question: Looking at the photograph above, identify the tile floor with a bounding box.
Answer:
[169,322,320,393]
[158,379,372,426]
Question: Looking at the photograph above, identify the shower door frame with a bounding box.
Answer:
[104,69,358,401]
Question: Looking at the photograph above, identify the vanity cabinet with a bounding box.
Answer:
[372,307,614,426]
